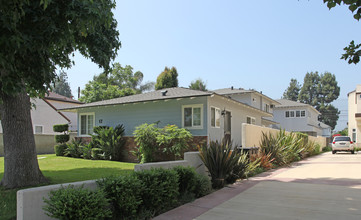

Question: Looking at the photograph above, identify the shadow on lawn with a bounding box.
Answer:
[41,167,134,184]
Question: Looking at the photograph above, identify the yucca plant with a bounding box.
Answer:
[259,131,286,166]
[198,139,239,188]
[226,151,260,184]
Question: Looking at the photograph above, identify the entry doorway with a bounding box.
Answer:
[224,111,231,145]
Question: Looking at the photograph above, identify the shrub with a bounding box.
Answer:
[134,168,179,214]
[193,174,212,198]
[43,185,112,220]
[54,144,67,156]
[53,124,69,133]
[259,131,286,166]
[80,143,93,159]
[91,148,103,160]
[91,125,126,161]
[133,123,159,163]
[65,139,82,158]
[252,152,274,170]
[198,140,239,188]
[173,166,197,194]
[157,125,193,160]
[55,134,70,144]
[323,145,332,152]
[97,175,145,219]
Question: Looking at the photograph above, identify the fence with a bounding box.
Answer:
[0,132,77,156]
[241,123,327,150]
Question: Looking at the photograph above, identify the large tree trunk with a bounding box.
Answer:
[0,90,48,188]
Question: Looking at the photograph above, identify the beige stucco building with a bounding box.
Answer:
[348,85,361,147]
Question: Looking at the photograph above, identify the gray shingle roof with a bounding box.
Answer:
[60,87,212,110]
[213,88,252,95]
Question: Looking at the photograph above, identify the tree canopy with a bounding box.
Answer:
[282,78,300,101]
[283,72,340,130]
[155,67,179,90]
[80,63,154,103]
[0,0,120,188]
[51,71,72,98]
[189,78,207,91]
[324,0,361,64]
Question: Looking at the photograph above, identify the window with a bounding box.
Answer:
[34,125,43,134]
[182,105,203,129]
[290,111,295,118]
[211,107,221,128]
[80,113,95,136]
[301,110,306,117]
[285,111,290,118]
[296,110,300,117]
[246,116,256,125]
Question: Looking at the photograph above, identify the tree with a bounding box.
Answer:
[0,0,120,188]
[324,0,361,64]
[51,71,72,98]
[289,72,340,130]
[80,63,154,103]
[282,78,300,101]
[298,72,321,106]
[155,66,179,90]
[189,78,207,91]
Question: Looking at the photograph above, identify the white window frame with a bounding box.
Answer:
[264,104,270,112]
[79,112,95,136]
[301,110,306,117]
[182,104,203,129]
[246,116,256,125]
[210,106,221,128]
[285,111,290,118]
[34,125,43,134]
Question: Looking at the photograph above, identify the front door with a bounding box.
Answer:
[224,111,231,145]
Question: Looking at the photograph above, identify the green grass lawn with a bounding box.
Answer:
[0,154,136,220]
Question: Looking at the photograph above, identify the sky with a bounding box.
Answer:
[66,0,360,131]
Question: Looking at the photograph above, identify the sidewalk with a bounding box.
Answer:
[155,152,361,220]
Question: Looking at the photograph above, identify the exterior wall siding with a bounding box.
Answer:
[77,96,208,137]
[207,96,266,147]
[348,85,361,147]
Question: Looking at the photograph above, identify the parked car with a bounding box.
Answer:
[332,136,355,154]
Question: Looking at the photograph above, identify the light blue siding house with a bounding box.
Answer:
[61,87,271,161]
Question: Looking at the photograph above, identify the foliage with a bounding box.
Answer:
[80,144,93,160]
[251,153,274,170]
[324,0,361,64]
[193,174,212,198]
[65,139,83,158]
[97,175,144,219]
[43,185,112,220]
[54,144,67,156]
[134,123,192,163]
[55,134,70,144]
[259,130,322,166]
[173,166,197,194]
[134,168,179,215]
[338,127,348,136]
[91,125,126,161]
[282,78,300,101]
[284,71,340,130]
[51,71,72,98]
[189,78,207,91]
[322,145,332,152]
[53,124,69,133]
[155,66,179,90]
[0,0,120,188]
[91,148,104,160]
[226,152,260,184]
[198,140,239,188]
[156,125,193,160]
[80,63,154,103]
[133,123,159,163]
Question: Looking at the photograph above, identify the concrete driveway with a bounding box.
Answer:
[156,152,361,220]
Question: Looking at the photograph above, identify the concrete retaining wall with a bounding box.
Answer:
[241,123,327,150]
[17,180,97,220]
[0,132,77,156]
[17,152,207,220]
